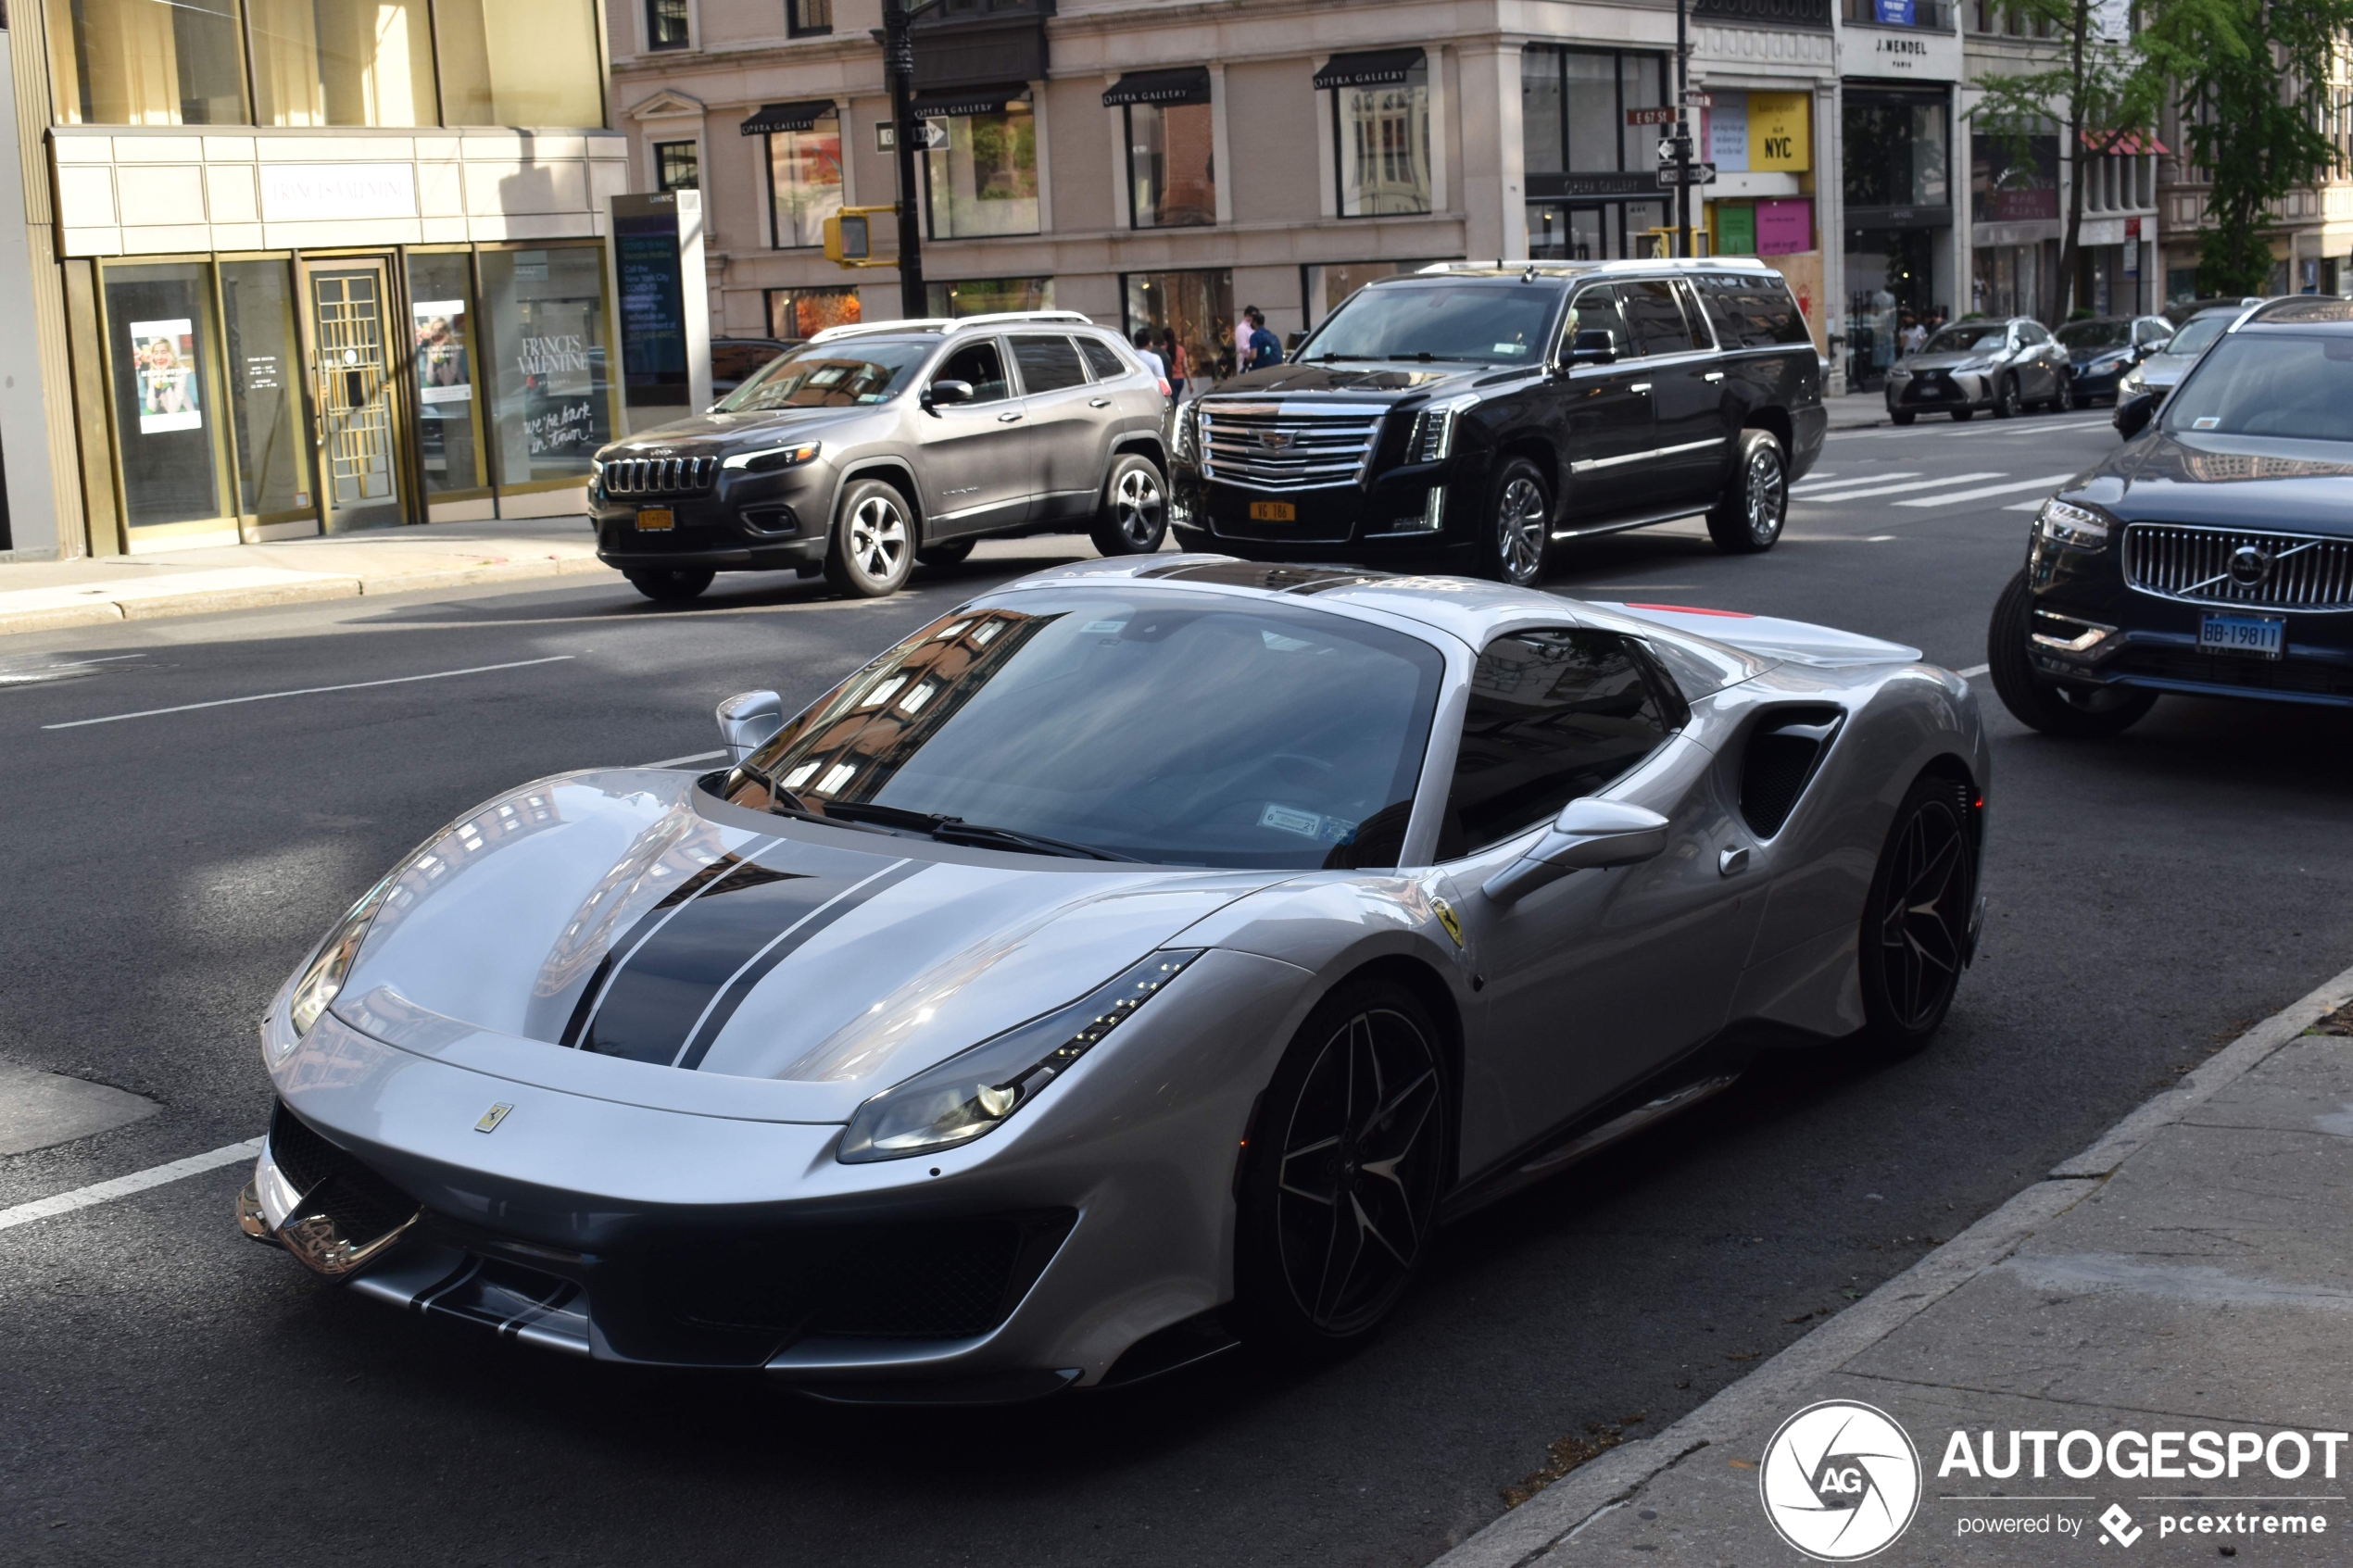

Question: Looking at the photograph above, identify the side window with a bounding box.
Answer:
[1011,333,1089,395]
[934,339,1011,403]
[1077,336,1127,381]
[1674,280,1717,350]
[2022,322,2052,345]
[1567,286,1629,358]
[1441,629,1682,857]
[1622,280,1702,357]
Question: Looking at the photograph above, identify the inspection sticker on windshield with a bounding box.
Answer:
[1492,343,1529,356]
[1080,619,1128,635]
[1260,804,1358,844]
[2193,415,2221,429]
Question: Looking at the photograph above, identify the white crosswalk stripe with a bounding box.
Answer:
[1791,470,1919,495]
[1894,472,2078,508]
[1793,471,2006,504]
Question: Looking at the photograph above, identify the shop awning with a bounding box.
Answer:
[739,100,838,136]
[908,85,1031,119]
[1313,49,1425,90]
[1103,68,1212,107]
[2082,130,2169,156]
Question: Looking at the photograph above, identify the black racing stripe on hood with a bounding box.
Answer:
[676,858,930,1072]
[556,845,780,1049]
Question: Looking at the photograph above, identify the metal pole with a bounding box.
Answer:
[1674,0,1691,257]
[883,0,926,319]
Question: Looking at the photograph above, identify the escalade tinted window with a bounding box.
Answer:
[1298,282,1559,365]
[1012,333,1089,394]
[1567,286,1630,357]
[1696,276,1810,349]
[1624,280,1705,356]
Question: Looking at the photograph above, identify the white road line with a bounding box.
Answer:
[637,749,726,769]
[1792,470,1919,495]
[42,655,576,731]
[0,1137,260,1234]
[2004,498,2046,512]
[1894,472,2078,508]
[1957,663,1991,677]
[1796,471,2006,503]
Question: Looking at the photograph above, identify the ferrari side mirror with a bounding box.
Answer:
[1481,798,1671,905]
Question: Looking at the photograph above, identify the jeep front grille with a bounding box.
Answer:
[2124,522,2353,612]
[1199,403,1386,492]
[603,457,717,496]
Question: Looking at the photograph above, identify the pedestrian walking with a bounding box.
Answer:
[1242,307,1281,370]
[1131,328,1171,397]
[1163,328,1189,400]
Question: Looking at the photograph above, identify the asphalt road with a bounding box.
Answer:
[6,409,2352,1568]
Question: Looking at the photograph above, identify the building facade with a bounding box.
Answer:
[2154,69,2353,304]
[0,0,628,562]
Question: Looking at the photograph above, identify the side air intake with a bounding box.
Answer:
[1740,707,1844,838]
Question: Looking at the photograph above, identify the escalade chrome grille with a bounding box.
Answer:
[2123,522,2353,611]
[1199,403,1387,491]
[603,456,717,496]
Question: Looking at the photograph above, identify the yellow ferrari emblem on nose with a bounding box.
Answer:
[1433,898,1464,949]
[475,1103,513,1134]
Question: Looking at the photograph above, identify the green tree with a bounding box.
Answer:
[2141,0,2353,295]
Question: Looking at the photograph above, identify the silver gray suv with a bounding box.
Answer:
[589,311,1171,600]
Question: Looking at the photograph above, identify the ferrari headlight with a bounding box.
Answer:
[837,950,1203,1163]
[722,440,822,472]
[284,876,396,1042]
[2033,497,2110,553]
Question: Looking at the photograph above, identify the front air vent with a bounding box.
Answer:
[1740,707,1844,838]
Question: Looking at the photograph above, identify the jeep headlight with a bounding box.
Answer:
[722,440,822,473]
[837,950,1202,1162]
[2032,497,2110,553]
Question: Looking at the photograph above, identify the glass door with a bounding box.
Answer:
[299,259,409,532]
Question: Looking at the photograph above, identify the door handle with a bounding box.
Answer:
[997,411,1024,422]
[1088,397,1112,408]
[1629,382,1653,394]
[1719,846,1750,876]
[1703,370,1725,383]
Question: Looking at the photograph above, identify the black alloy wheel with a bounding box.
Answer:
[1090,454,1168,557]
[1858,772,1977,1047]
[1236,982,1449,1353]
[623,567,714,603]
[1705,429,1788,555]
[915,538,975,569]
[1985,570,2158,737]
[1482,458,1551,587]
[1991,377,2022,419]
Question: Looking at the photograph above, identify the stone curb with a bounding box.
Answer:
[1427,958,2353,1568]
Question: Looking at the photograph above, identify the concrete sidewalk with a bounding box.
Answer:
[0,516,614,639]
[1826,388,1889,431]
[1437,963,2353,1566]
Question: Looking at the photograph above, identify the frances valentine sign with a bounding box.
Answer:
[258,164,419,223]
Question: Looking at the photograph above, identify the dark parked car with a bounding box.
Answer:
[1167,258,1825,585]
[2055,315,2173,404]
[711,336,801,398]
[1884,316,2074,422]
[1990,295,2353,735]
[2114,303,2261,433]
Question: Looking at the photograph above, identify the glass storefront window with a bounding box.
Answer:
[219,259,312,519]
[434,0,606,128]
[1124,269,1230,383]
[1844,94,1951,208]
[925,102,1039,239]
[1127,101,1215,228]
[1334,67,1430,217]
[479,246,614,487]
[104,262,229,529]
[47,0,249,126]
[1521,50,1564,177]
[1563,51,1616,173]
[769,119,844,248]
[250,0,438,127]
[767,287,862,340]
[408,253,488,496]
[924,278,1054,318]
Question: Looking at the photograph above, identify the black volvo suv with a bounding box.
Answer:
[1167,259,1825,584]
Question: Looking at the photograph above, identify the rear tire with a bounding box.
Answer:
[1233,980,1449,1358]
[1479,458,1553,586]
[1858,772,1978,1049]
[1890,409,1917,426]
[914,538,975,569]
[1705,428,1787,555]
[2052,373,2078,413]
[623,567,713,603]
[1089,454,1167,557]
[823,479,915,598]
[1986,569,2158,736]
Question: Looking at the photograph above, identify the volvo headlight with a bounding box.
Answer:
[1411,396,1479,464]
[2032,497,2110,553]
[721,440,822,472]
[837,950,1202,1163]
[285,876,396,1040]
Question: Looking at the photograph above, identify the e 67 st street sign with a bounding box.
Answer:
[1658,162,1718,185]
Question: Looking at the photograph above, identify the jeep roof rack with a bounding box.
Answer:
[810,309,1097,343]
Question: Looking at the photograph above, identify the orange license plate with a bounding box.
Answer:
[636,508,674,531]
[1248,501,1296,522]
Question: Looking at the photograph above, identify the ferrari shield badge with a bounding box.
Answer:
[1432,898,1465,949]
[475,1103,513,1134]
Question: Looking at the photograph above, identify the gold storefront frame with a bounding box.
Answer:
[469,237,626,501]
[402,244,496,508]
[211,249,326,540]
[90,252,245,551]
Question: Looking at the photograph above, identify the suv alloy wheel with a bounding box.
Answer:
[1091,454,1167,557]
[824,479,916,598]
[1484,458,1551,587]
[1706,429,1787,554]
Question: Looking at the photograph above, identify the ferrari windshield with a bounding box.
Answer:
[716,340,933,411]
[726,594,1447,868]
[2164,334,2353,443]
[1300,282,1560,365]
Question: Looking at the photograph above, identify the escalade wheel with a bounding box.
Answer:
[824,480,914,598]
[1859,772,1977,1048]
[1090,454,1167,557]
[623,568,713,603]
[1705,429,1787,554]
[1481,458,1551,587]
[1985,570,2158,737]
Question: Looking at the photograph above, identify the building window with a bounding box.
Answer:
[1124,269,1231,381]
[220,259,315,518]
[924,278,1055,317]
[1106,70,1216,229]
[1520,46,1675,261]
[1320,52,1431,218]
[655,140,700,192]
[247,0,440,126]
[648,0,691,49]
[46,0,251,125]
[1844,94,1950,209]
[434,0,608,129]
[767,287,862,340]
[102,261,232,529]
[478,245,615,487]
[924,97,1039,239]
[408,253,488,497]
[769,115,844,248]
[787,0,834,36]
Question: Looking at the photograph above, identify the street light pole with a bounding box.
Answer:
[881,0,926,319]
[1674,0,1691,257]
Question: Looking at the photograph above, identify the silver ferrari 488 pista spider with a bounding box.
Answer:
[241,557,1988,1400]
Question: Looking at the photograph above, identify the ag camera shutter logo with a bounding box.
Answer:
[1759,1400,1923,1560]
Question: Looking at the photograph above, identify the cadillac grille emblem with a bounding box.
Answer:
[1258,430,1295,452]
[2228,545,2272,587]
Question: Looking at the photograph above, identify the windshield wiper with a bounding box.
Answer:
[819,800,1139,861]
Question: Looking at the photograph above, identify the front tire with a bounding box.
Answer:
[1950,407,1974,422]
[824,480,915,598]
[1986,570,2158,736]
[1705,428,1788,554]
[1234,981,1449,1357]
[2052,373,2077,413]
[1890,408,1917,426]
[1858,772,1978,1048]
[1089,454,1167,557]
[1480,458,1552,586]
[1991,377,2021,419]
[623,567,713,603]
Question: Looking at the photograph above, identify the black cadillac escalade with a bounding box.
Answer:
[1169,259,1825,585]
